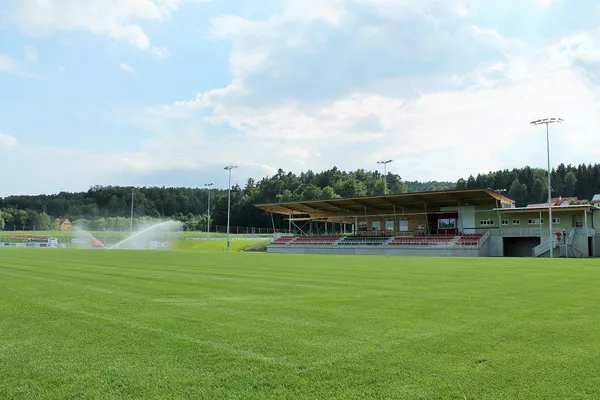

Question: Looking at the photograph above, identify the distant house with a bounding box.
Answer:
[58,219,72,231]
[592,194,600,206]
[527,197,579,208]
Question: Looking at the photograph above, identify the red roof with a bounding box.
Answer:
[527,197,578,208]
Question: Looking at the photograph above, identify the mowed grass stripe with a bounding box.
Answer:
[2,248,600,399]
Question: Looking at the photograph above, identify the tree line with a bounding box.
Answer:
[457,163,600,207]
[1,163,599,231]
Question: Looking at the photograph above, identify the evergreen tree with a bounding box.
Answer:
[530,179,547,204]
[509,179,529,207]
[564,171,577,197]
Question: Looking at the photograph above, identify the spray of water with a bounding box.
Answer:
[109,220,182,250]
[73,227,107,249]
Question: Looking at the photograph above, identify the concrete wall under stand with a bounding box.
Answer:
[570,235,589,257]
[483,236,504,257]
[594,234,600,257]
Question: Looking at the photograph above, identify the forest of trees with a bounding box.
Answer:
[1,163,599,231]
[457,163,600,207]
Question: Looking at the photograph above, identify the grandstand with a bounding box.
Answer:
[256,188,600,258]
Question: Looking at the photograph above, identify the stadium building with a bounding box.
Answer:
[255,189,600,258]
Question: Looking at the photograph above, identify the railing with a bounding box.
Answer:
[568,229,576,245]
[493,228,550,237]
[572,227,596,236]
[492,228,595,237]
[532,239,557,257]
[479,230,490,246]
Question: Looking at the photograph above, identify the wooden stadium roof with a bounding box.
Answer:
[255,189,513,217]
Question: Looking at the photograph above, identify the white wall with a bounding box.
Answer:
[459,206,476,233]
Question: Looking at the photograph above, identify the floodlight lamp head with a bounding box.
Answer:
[205,183,214,187]
[224,165,238,170]
[530,117,564,125]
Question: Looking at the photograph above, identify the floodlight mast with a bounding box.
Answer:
[130,189,135,233]
[224,166,238,252]
[530,117,564,258]
[205,183,214,239]
[377,160,393,195]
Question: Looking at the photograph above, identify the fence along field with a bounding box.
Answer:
[1,249,600,399]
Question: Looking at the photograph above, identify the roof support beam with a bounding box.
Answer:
[378,197,397,206]
[347,198,388,211]
[296,202,331,213]
[321,201,355,213]
[424,203,429,234]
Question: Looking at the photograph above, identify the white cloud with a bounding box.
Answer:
[131,4,600,183]
[0,53,39,78]
[120,62,136,74]
[552,32,600,63]
[146,79,246,117]
[151,46,170,58]
[0,54,18,73]
[279,0,347,25]
[9,0,205,51]
[24,44,37,61]
[147,59,595,182]
[354,0,470,17]
[207,1,513,107]
[536,0,560,8]
[4,0,600,195]
[0,133,18,149]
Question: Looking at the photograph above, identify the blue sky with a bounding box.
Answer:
[1,0,600,196]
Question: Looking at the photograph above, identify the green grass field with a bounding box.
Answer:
[0,230,273,240]
[1,249,600,399]
[171,239,268,252]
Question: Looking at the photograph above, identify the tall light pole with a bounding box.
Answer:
[530,117,563,258]
[377,160,393,195]
[130,188,135,233]
[205,183,214,239]
[224,165,238,252]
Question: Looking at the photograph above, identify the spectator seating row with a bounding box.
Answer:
[338,236,390,246]
[456,234,483,247]
[272,236,296,245]
[270,234,485,247]
[291,236,341,245]
[389,235,454,246]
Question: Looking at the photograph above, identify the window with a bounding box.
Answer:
[512,219,520,225]
[438,218,457,229]
[528,219,544,225]
[552,218,560,224]
[480,220,494,226]
[372,221,381,231]
[385,221,394,231]
[501,220,509,226]
[359,221,368,231]
[398,220,409,232]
